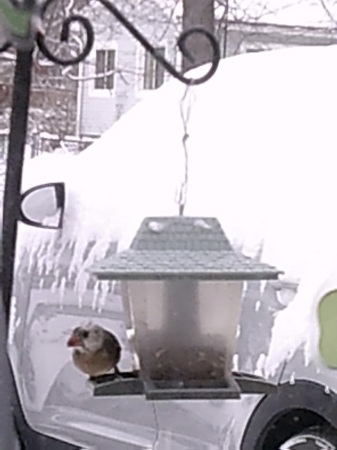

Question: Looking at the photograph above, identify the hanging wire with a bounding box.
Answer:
[222,0,229,58]
[177,85,194,216]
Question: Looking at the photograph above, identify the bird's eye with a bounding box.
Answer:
[82,330,89,339]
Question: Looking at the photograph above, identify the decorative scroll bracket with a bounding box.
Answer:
[1,0,221,85]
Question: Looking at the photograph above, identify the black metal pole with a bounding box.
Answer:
[2,49,33,327]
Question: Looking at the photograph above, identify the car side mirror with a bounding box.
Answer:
[19,182,65,230]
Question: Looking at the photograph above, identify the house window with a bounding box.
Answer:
[143,47,165,90]
[95,49,116,90]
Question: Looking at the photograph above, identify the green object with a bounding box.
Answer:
[318,290,337,368]
[0,0,32,38]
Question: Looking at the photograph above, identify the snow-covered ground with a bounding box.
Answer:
[9,45,337,449]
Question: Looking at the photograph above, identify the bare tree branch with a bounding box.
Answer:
[317,0,337,24]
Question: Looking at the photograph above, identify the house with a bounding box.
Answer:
[223,20,337,56]
[78,18,337,138]
[0,50,79,156]
[77,3,178,138]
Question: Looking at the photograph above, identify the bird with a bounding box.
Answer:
[67,323,122,379]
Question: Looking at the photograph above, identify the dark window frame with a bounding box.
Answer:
[143,47,165,90]
[94,49,116,90]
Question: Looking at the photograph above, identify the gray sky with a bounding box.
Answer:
[262,0,337,25]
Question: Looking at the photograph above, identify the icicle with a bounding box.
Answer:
[53,269,60,287]
[232,354,239,372]
[260,280,267,294]
[98,281,110,313]
[8,296,18,346]
[50,279,58,294]
[289,372,295,385]
[92,280,100,311]
[27,247,37,274]
[74,271,90,306]
[77,294,83,309]
[36,262,43,277]
[58,277,66,310]
[255,353,266,377]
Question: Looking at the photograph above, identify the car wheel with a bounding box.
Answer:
[279,426,337,449]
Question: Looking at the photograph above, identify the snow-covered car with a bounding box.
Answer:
[8,45,337,449]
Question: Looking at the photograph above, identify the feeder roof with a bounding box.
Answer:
[91,217,282,280]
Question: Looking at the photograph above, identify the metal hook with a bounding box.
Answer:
[35,0,94,65]
[37,14,94,66]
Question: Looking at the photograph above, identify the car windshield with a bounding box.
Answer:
[3,2,337,450]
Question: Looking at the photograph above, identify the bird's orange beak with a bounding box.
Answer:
[67,334,81,347]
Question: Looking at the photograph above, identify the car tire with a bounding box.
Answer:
[279,426,337,449]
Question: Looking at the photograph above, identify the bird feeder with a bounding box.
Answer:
[91,216,281,400]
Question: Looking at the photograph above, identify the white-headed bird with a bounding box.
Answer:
[67,323,121,379]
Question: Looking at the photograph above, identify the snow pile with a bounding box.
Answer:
[19,44,337,373]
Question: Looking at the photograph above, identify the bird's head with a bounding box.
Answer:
[67,323,105,353]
